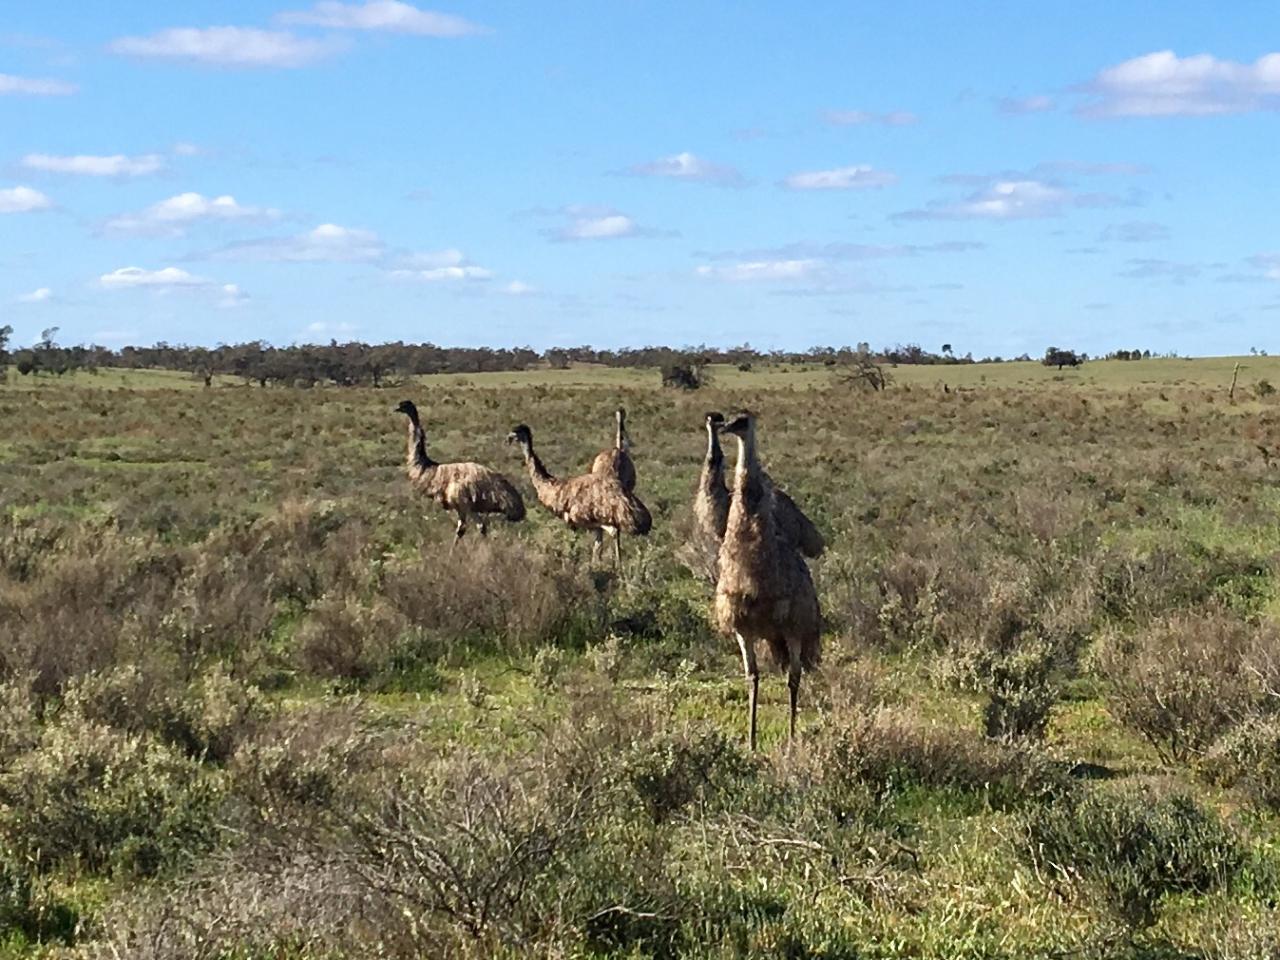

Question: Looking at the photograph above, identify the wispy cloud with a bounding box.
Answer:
[1118,258,1202,282]
[626,151,745,186]
[15,287,53,303]
[197,223,383,262]
[1249,253,1280,280]
[823,109,918,126]
[503,280,537,296]
[105,192,281,236]
[781,164,897,190]
[109,27,339,68]
[539,206,672,242]
[100,266,214,288]
[0,73,77,96]
[1100,220,1169,243]
[0,186,53,213]
[1078,50,1280,117]
[895,164,1139,221]
[277,1,485,36]
[700,240,984,262]
[99,266,247,306]
[996,94,1055,114]
[22,152,164,177]
[696,259,824,282]
[388,248,492,281]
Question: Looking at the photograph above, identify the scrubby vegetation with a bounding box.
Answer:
[4,360,1280,956]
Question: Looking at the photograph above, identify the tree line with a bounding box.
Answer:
[0,330,1154,387]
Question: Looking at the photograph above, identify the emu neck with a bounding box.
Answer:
[615,413,626,451]
[406,417,436,473]
[732,429,766,508]
[705,424,724,471]
[520,440,555,485]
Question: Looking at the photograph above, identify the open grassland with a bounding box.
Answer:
[6,359,1280,957]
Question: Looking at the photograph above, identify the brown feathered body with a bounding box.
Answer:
[714,430,821,673]
[513,427,651,536]
[590,409,637,492]
[403,413,525,522]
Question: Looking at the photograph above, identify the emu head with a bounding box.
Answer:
[705,411,726,431]
[506,424,533,447]
[721,411,754,439]
[395,399,419,418]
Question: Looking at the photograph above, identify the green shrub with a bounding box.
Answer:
[0,717,222,877]
[620,728,754,824]
[1202,715,1280,811]
[1023,785,1244,930]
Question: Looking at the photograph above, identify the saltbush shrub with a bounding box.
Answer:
[0,717,222,877]
[1023,785,1244,930]
[1096,611,1280,763]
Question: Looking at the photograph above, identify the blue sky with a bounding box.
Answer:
[3,1,1279,356]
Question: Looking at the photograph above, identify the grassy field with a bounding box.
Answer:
[5,358,1280,957]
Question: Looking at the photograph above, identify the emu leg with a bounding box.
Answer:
[736,633,760,751]
[478,518,489,537]
[612,528,622,568]
[591,528,603,564]
[788,657,802,742]
[451,513,467,553]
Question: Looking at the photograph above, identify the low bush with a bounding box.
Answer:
[806,707,1067,811]
[1023,784,1245,930]
[1202,715,1280,811]
[1096,611,1280,763]
[0,716,223,877]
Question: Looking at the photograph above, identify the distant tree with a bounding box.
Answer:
[660,356,710,390]
[0,324,11,378]
[835,347,890,392]
[942,343,953,356]
[1043,346,1083,370]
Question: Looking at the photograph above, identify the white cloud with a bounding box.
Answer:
[171,142,202,156]
[22,152,164,177]
[696,259,823,282]
[531,205,671,242]
[895,176,1131,221]
[277,1,484,36]
[201,223,383,262]
[108,27,338,68]
[1080,50,1280,117]
[996,95,1055,114]
[218,283,249,307]
[305,320,357,336]
[106,192,280,235]
[559,212,637,240]
[627,152,745,186]
[0,73,77,96]
[0,186,52,213]
[100,266,213,288]
[823,109,918,126]
[100,266,249,304]
[16,287,53,303]
[503,280,536,295]
[388,248,492,281]
[781,164,897,190]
